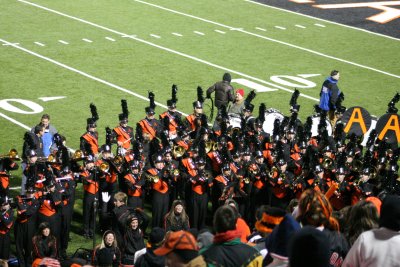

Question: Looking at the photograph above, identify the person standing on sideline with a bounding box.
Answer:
[31,114,58,157]
[319,70,342,126]
[206,73,235,112]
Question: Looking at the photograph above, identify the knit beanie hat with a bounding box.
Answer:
[266,214,301,259]
[255,206,286,234]
[236,89,244,97]
[149,227,166,248]
[379,195,400,231]
[288,226,330,267]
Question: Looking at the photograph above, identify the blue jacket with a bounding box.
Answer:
[319,77,340,111]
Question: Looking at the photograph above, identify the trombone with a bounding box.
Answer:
[0,149,21,161]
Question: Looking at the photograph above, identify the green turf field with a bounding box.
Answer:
[1,0,400,254]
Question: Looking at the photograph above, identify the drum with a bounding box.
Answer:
[228,113,242,129]
[310,116,332,137]
[361,117,378,147]
[262,108,285,135]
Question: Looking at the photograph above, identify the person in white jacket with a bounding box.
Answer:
[342,195,400,267]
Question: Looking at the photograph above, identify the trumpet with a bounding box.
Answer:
[145,173,160,183]
[0,149,21,161]
[322,157,334,170]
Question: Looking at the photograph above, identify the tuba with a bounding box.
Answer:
[0,149,21,161]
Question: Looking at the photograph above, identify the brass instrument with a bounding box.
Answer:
[269,166,278,178]
[112,155,124,167]
[172,145,186,158]
[352,160,363,173]
[242,176,250,184]
[72,150,86,161]
[172,169,180,176]
[145,173,160,183]
[0,149,21,161]
[205,141,218,153]
[322,157,334,170]
[228,127,241,136]
[99,162,109,173]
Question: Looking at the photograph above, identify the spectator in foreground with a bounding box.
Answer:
[92,230,121,267]
[265,214,301,267]
[32,222,58,263]
[344,200,379,246]
[154,230,207,267]
[342,195,400,267]
[122,215,145,265]
[134,227,166,267]
[288,226,331,267]
[200,205,262,266]
[296,189,349,267]
[164,199,190,233]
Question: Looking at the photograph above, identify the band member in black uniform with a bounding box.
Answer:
[112,99,135,156]
[0,196,14,260]
[57,166,75,259]
[144,154,170,228]
[0,149,20,198]
[160,85,184,141]
[188,158,212,230]
[123,160,145,209]
[21,127,44,194]
[80,155,99,239]
[80,103,99,157]
[14,187,40,267]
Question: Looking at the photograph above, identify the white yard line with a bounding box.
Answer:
[124,0,400,79]
[58,39,69,45]
[150,34,161,39]
[314,23,326,28]
[0,112,31,130]
[82,38,93,43]
[10,1,324,101]
[245,0,400,41]
[295,24,306,29]
[2,42,19,46]
[105,37,116,41]
[172,32,183,37]
[274,26,286,30]
[255,27,267,31]
[0,38,189,114]
[214,29,226,34]
[9,1,396,98]
[194,31,205,36]
[34,41,45,46]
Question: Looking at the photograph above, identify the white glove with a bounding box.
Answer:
[102,192,111,203]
